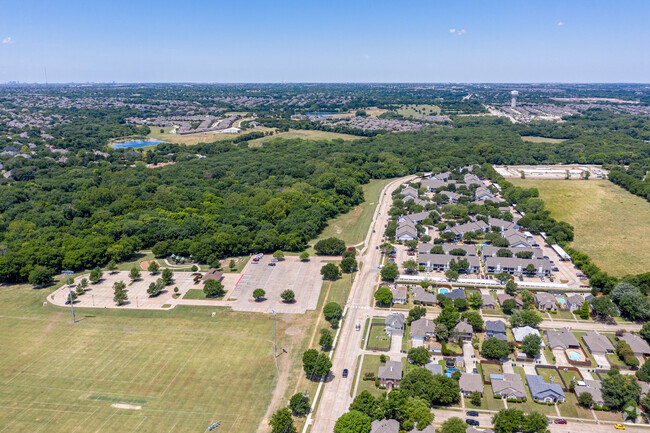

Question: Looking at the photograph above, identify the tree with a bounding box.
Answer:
[601,368,641,409]
[611,282,650,321]
[436,306,460,330]
[578,301,590,319]
[302,349,332,378]
[590,295,616,320]
[113,280,126,292]
[89,267,103,284]
[253,288,266,301]
[147,261,160,274]
[641,322,650,343]
[321,263,342,280]
[467,291,483,309]
[76,278,88,295]
[495,272,512,284]
[28,266,55,286]
[402,396,434,431]
[204,279,225,298]
[147,278,164,297]
[501,298,518,315]
[269,407,296,433]
[323,302,343,325]
[319,329,334,351]
[404,239,419,250]
[161,268,173,285]
[578,392,594,408]
[430,245,444,254]
[273,250,285,261]
[299,252,310,261]
[469,391,481,407]
[509,309,542,328]
[314,237,346,256]
[107,259,117,273]
[113,281,128,306]
[497,248,513,258]
[407,306,427,324]
[374,287,393,306]
[521,333,542,358]
[481,337,510,359]
[491,408,526,433]
[402,260,418,273]
[505,279,517,296]
[281,290,295,303]
[289,392,310,416]
[129,266,141,281]
[229,259,236,270]
[461,311,484,332]
[525,411,550,433]
[444,270,459,281]
[408,346,431,365]
[381,263,399,281]
[430,374,461,405]
[440,417,468,433]
[435,323,449,342]
[400,367,436,404]
[191,264,198,272]
[525,264,536,275]
[454,298,468,311]
[333,411,371,433]
[380,242,393,254]
[349,391,379,419]
[340,257,358,273]
[520,289,534,307]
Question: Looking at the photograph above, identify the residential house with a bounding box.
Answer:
[417,254,480,273]
[396,220,418,242]
[526,374,566,403]
[574,380,604,407]
[481,245,543,260]
[431,171,451,181]
[385,313,405,336]
[371,419,400,433]
[441,191,463,204]
[484,257,551,276]
[536,292,558,311]
[513,326,545,346]
[425,244,477,256]
[390,286,407,304]
[453,319,473,341]
[401,186,419,200]
[481,294,496,309]
[496,294,523,309]
[459,373,484,396]
[566,294,585,311]
[411,287,436,305]
[421,178,447,191]
[378,361,403,389]
[620,333,650,357]
[408,426,435,433]
[502,229,531,248]
[487,217,518,232]
[410,317,436,343]
[545,328,579,349]
[446,220,489,238]
[403,210,436,225]
[492,373,527,400]
[582,331,614,355]
[475,187,494,201]
[485,321,507,341]
[425,362,443,376]
[446,288,467,300]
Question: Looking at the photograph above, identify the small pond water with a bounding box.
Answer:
[112,139,166,149]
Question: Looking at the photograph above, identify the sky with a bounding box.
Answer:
[1,0,649,83]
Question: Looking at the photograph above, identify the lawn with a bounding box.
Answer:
[147,125,275,145]
[509,179,650,276]
[534,367,561,388]
[182,288,223,300]
[468,384,505,412]
[355,355,386,398]
[367,322,391,350]
[480,363,503,383]
[559,393,595,419]
[396,104,441,118]
[0,282,313,433]
[520,136,567,144]
[248,129,359,146]
[312,178,397,246]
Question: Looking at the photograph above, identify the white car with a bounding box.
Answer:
[378,265,384,269]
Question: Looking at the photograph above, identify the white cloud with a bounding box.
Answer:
[450,29,466,36]
[557,21,565,26]
[2,37,15,44]
[449,29,456,33]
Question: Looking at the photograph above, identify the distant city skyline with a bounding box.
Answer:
[1,0,649,83]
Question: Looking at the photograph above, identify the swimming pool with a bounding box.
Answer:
[557,298,567,304]
[567,350,581,361]
[439,288,449,294]
[112,139,166,149]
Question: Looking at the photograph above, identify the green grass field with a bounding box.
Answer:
[0,282,311,433]
[313,178,396,247]
[146,126,274,146]
[520,136,567,143]
[248,129,359,146]
[396,104,441,118]
[510,179,650,277]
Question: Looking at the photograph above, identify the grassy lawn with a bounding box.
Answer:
[248,129,359,146]
[0,282,313,433]
[361,318,370,349]
[559,369,581,388]
[559,393,595,419]
[222,256,250,273]
[402,324,411,352]
[535,367,561,387]
[355,355,385,398]
[367,322,391,350]
[465,384,505,411]
[543,346,556,364]
[312,178,397,246]
[396,104,441,118]
[509,179,650,277]
[182,288,224,300]
[147,125,275,145]
[594,409,623,422]
[520,136,567,143]
[554,310,576,320]
[480,363,503,383]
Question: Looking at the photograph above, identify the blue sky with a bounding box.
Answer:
[1,0,648,83]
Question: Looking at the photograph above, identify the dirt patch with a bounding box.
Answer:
[112,403,142,410]
[284,326,301,336]
[140,259,158,270]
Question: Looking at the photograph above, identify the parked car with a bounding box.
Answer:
[554,419,567,424]
[342,369,349,378]
[615,424,626,430]
[268,262,276,266]
[552,267,559,271]
[465,419,479,426]
[356,323,361,331]
[466,411,479,417]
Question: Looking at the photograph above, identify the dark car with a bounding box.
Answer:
[268,262,276,266]
[466,411,479,417]
[465,419,479,426]
[554,419,567,424]
[342,369,349,378]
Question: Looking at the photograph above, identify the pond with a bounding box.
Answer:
[112,139,166,149]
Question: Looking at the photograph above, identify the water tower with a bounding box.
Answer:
[510,90,519,108]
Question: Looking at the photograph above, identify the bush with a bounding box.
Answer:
[314,237,346,256]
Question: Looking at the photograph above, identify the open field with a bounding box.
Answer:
[0,282,313,433]
[396,104,441,118]
[248,129,359,146]
[146,126,274,145]
[520,136,567,143]
[312,178,396,246]
[510,179,650,277]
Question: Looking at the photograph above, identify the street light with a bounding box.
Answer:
[62,270,75,323]
[272,309,277,358]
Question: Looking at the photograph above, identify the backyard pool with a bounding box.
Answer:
[567,350,582,361]
[445,367,460,378]
[557,297,567,304]
[112,139,166,149]
[438,288,449,295]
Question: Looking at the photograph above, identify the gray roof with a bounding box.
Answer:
[567,294,585,307]
[408,426,435,433]
[512,326,544,346]
[418,254,480,270]
[371,419,400,433]
[536,292,556,308]
[390,286,407,301]
[396,220,418,239]
[486,320,506,334]
[459,373,484,393]
[485,257,551,272]
[545,328,579,349]
[482,294,496,306]
[582,331,614,354]
[446,288,466,300]
[425,362,443,375]
[454,319,473,335]
[620,333,650,355]
[492,373,527,399]
[481,245,543,259]
[574,380,603,406]
[412,287,436,304]
[448,220,488,236]
[526,374,565,401]
[404,210,435,224]
[497,294,523,307]
[401,186,419,198]
[410,317,436,338]
[378,361,402,381]
[385,313,405,329]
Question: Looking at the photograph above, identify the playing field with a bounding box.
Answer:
[0,282,311,433]
[510,179,650,276]
[248,129,359,146]
[396,104,441,118]
[520,136,567,143]
[147,126,275,145]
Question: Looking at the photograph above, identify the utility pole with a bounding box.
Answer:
[62,270,75,323]
[272,309,277,358]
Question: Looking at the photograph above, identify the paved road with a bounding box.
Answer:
[308,175,415,433]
